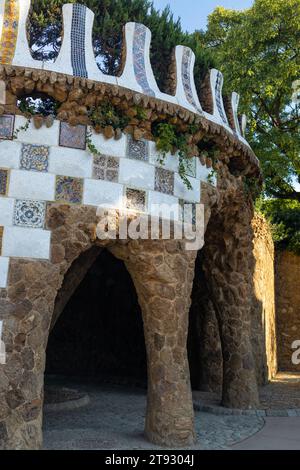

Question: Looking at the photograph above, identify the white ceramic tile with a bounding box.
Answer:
[0,141,22,169]
[149,142,179,172]
[83,179,124,208]
[14,116,60,147]
[0,197,14,226]
[2,227,51,260]
[90,132,127,157]
[49,147,93,178]
[148,191,179,221]
[8,170,55,201]
[174,173,201,202]
[119,158,155,190]
[0,257,9,288]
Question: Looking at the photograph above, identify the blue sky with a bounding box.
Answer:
[152,0,254,31]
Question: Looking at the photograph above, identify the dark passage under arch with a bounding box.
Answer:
[45,249,147,385]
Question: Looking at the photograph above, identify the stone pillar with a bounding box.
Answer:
[0,259,62,449]
[202,171,260,409]
[110,239,197,447]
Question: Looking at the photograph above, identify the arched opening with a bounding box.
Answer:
[43,247,147,445]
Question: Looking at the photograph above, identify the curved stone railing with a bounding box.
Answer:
[0,0,250,146]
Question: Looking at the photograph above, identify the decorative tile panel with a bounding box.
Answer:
[0,0,19,65]
[127,134,149,162]
[71,4,88,78]
[55,175,83,204]
[93,155,119,183]
[126,187,146,213]
[0,169,9,196]
[20,144,49,172]
[215,72,228,125]
[155,167,174,195]
[133,24,155,96]
[181,47,202,114]
[185,157,196,178]
[0,115,15,140]
[59,122,86,150]
[13,199,46,229]
[0,227,3,255]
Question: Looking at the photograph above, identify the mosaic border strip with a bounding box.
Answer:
[215,72,228,125]
[133,24,155,97]
[181,48,202,114]
[0,168,10,196]
[71,4,88,78]
[0,0,19,65]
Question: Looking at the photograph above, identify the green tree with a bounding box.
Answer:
[30,0,213,89]
[202,0,300,202]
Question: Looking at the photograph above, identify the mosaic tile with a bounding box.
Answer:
[0,168,9,196]
[0,114,14,140]
[181,47,202,114]
[13,199,46,229]
[0,226,3,255]
[55,175,83,204]
[133,23,155,96]
[20,144,49,172]
[155,167,174,195]
[127,134,149,162]
[93,155,119,183]
[59,122,86,150]
[0,0,19,65]
[215,72,228,124]
[71,4,88,78]
[126,187,146,213]
[179,199,196,225]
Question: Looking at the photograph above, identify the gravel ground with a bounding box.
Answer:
[43,381,264,450]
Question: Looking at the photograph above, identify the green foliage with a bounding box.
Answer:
[256,198,300,254]
[202,0,300,202]
[85,128,101,157]
[17,95,59,116]
[89,101,129,130]
[30,0,214,91]
[13,118,31,140]
[152,122,194,189]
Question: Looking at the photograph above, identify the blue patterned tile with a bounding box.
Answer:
[20,144,49,172]
[13,199,46,229]
[126,134,149,162]
[55,175,83,204]
[0,114,14,140]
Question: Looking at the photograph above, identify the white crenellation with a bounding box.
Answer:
[0,1,251,147]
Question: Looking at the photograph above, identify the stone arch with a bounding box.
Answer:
[0,203,197,449]
[46,245,147,383]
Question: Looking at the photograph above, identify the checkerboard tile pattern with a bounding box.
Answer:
[155,167,174,195]
[93,155,119,182]
[0,169,9,196]
[20,144,49,172]
[55,175,83,204]
[126,187,146,212]
[0,115,14,140]
[13,199,46,229]
[127,135,149,162]
[59,122,86,150]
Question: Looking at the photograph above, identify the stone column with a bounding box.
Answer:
[203,171,260,409]
[110,239,197,447]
